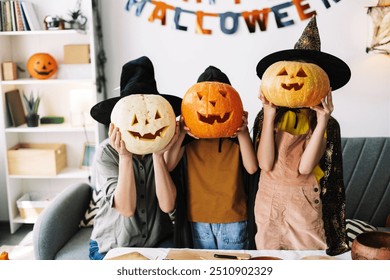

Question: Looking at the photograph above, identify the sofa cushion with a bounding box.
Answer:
[55,227,93,260]
[346,219,377,248]
[342,137,390,227]
[79,188,102,227]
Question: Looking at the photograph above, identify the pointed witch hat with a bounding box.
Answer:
[256,16,351,91]
[90,56,182,125]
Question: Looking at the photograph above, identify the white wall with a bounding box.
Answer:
[100,0,390,137]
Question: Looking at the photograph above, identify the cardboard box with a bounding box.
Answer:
[16,192,55,220]
[1,62,17,80]
[7,143,67,176]
[64,44,90,64]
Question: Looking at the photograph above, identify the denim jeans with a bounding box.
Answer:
[89,239,107,260]
[191,221,248,250]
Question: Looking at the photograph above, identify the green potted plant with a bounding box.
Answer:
[23,91,41,127]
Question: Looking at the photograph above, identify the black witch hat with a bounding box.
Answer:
[197,65,231,85]
[90,56,182,125]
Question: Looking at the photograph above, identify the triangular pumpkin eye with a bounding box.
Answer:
[296,68,307,77]
[219,90,227,98]
[132,115,138,125]
[277,68,288,76]
[197,92,203,100]
[155,111,161,119]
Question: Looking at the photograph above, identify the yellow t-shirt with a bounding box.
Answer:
[277,109,325,182]
[185,138,247,223]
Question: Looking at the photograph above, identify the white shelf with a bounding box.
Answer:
[0,78,94,85]
[0,0,99,234]
[0,30,88,36]
[12,215,37,224]
[5,123,95,133]
[8,167,91,179]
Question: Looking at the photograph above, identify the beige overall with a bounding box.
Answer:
[254,130,327,250]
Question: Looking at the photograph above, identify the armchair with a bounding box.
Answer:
[33,182,92,260]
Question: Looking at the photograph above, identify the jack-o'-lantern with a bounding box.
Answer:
[260,60,330,108]
[27,53,58,80]
[181,81,243,138]
[0,251,9,260]
[111,94,176,154]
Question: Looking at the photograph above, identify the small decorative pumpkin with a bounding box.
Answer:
[260,60,330,108]
[0,251,9,260]
[181,81,243,138]
[27,53,58,80]
[111,94,176,154]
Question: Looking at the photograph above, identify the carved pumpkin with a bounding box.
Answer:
[0,251,9,260]
[111,94,176,154]
[182,81,243,138]
[260,61,330,108]
[27,53,58,80]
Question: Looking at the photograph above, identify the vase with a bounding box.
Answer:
[26,114,40,127]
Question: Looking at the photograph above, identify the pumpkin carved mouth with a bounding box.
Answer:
[197,112,231,125]
[34,69,54,76]
[128,126,168,140]
[281,83,304,91]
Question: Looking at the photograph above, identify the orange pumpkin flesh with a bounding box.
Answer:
[27,53,58,80]
[260,61,330,108]
[182,81,243,138]
[0,251,9,260]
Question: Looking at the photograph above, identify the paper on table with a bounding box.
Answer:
[105,251,149,260]
[165,249,251,260]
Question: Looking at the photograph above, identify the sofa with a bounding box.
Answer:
[32,137,390,259]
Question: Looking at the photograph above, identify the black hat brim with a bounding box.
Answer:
[256,49,351,91]
[90,93,182,126]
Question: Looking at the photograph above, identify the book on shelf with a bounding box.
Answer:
[3,0,12,31]
[14,0,25,31]
[5,89,27,127]
[9,0,16,31]
[0,1,3,31]
[18,1,29,30]
[20,1,41,30]
[0,1,41,31]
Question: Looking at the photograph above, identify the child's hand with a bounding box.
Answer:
[109,123,132,157]
[259,91,277,120]
[154,121,180,155]
[179,116,198,139]
[310,89,334,125]
[232,111,249,137]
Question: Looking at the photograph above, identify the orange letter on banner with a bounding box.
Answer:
[148,1,173,25]
[293,0,316,20]
[195,11,212,35]
[242,8,271,33]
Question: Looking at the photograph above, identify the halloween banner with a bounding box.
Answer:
[125,0,343,35]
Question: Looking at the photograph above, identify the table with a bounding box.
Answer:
[104,247,352,260]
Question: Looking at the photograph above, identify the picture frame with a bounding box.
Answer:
[81,142,96,169]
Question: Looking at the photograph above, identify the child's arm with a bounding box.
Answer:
[153,123,186,213]
[236,111,258,174]
[164,119,186,171]
[153,147,178,213]
[109,123,137,217]
[299,91,333,174]
[257,93,277,171]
